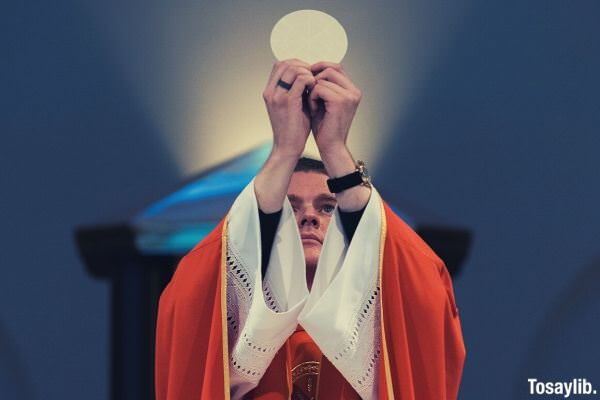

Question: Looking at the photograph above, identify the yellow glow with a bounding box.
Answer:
[86,2,471,176]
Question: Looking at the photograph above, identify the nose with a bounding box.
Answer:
[298,208,320,229]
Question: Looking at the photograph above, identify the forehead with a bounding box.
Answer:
[287,171,332,199]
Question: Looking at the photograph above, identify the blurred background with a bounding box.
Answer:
[2,0,599,399]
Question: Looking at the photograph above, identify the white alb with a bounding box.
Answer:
[225,180,382,400]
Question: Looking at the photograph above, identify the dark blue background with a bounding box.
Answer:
[2,1,599,399]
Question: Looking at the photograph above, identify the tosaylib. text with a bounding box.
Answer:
[528,378,597,397]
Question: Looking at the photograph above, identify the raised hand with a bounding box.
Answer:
[255,59,317,213]
[308,62,362,155]
[308,62,370,212]
[263,59,317,157]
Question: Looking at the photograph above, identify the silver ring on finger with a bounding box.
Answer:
[277,79,293,91]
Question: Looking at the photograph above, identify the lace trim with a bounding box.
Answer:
[262,278,282,312]
[225,241,254,347]
[230,325,296,382]
[357,347,382,387]
[230,332,277,381]
[226,237,293,385]
[333,286,380,360]
[226,243,254,299]
[329,277,382,399]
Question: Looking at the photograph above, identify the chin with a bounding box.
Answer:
[303,245,321,268]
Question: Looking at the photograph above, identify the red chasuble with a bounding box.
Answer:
[248,325,362,399]
[155,202,466,399]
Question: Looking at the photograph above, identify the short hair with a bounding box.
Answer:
[294,157,327,175]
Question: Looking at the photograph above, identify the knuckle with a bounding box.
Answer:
[272,92,287,106]
[296,66,310,75]
[350,92,361,103]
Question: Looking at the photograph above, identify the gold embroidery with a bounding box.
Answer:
[291,361,320,381]
[378,201,394,399]
[221,218,231,400]
[291,361,321,400]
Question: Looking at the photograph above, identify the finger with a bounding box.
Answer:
[314,67,358,93]
[310,61,346,76]
[277,65,311,90]
[267,61,282,83]
[268,65,312,95]
[309,82,342,113]
[312,78,346,97]
[273,70,313,102]
[288,73,316,98]
[266,59,311,91]
[267,59,310,82]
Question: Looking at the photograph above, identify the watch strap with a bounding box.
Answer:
[327,170,364,193]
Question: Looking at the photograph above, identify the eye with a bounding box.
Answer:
[321,204,335,214]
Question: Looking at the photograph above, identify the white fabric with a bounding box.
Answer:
[226,179,382,400]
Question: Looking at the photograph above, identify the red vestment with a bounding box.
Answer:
[248,325,362,399]
[155,202,466,399]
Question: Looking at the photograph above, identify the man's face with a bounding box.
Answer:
[287,171,336,268]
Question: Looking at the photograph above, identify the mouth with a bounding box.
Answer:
[301,233,322,245]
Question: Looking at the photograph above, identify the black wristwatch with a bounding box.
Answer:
[327,160,371,194]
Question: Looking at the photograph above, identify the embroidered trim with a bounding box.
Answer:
[329,277,382,399]
[241,332,278,353]
[221,220,232,400]
[230,326,296,383]
[230,356,261,379]
[291,361,321,381]
[226,245,254,299]
[357,347,382,386]
[334,286,381,360]
[226,236,296,387]
[225,241,254,357]
[262,278,282,312]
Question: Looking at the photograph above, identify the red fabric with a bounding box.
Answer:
[250,326,361,399]
[155,219,228,400]
[287,326,320,370]
[378,202,466,400]
[245,347,289,400]
[285,326,321,398]
[155,206,466,399]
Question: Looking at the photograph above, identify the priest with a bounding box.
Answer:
[155,59,466,399]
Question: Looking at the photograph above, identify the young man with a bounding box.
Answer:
[155,60,466,399]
